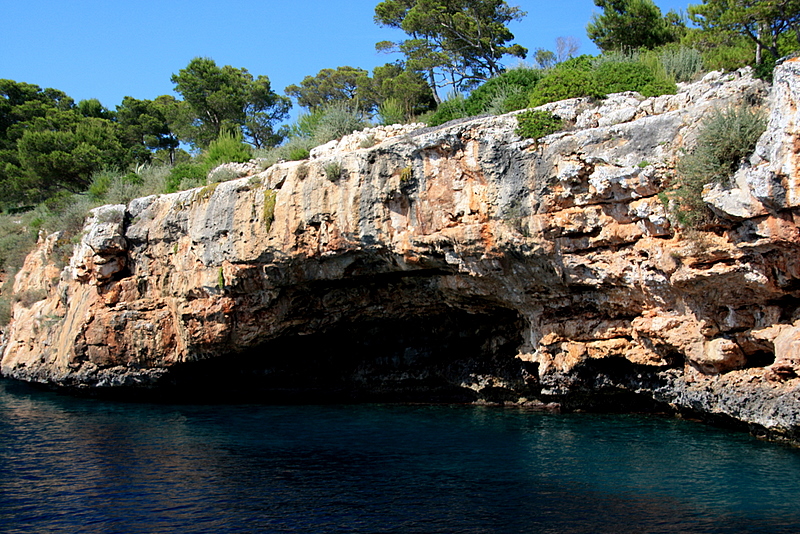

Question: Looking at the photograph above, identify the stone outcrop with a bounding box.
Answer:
[3,62,800,442]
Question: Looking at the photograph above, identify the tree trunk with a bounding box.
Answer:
[427,69,442,105]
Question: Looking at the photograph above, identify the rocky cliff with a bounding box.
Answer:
[3,61,800,442]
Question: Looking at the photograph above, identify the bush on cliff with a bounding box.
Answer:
[426,67,544,126]
[464,67,544,115]
[306,102,371,144]
[528,68,603,107]
[527,52,683,108]
[254,103,370,166]
[515,110,564,140]
[594,60,677,97]
[655,44,704,83]
[164,129,253,193]
[202,129,253,169]
[669,104,767,227]
[426,93,469,127]
[165,162,207,193]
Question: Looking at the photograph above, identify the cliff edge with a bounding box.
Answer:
[3,62,800,441]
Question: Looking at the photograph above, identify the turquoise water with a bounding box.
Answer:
[1,378,799,533]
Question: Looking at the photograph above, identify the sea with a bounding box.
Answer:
[1,377,799,534]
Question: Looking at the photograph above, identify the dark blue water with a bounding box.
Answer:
[1,378,799,533]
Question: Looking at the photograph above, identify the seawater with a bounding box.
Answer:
[1,378,799,534]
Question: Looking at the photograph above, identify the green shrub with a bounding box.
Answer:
[289,109,324,139]
[686,105,767,186]
[682,30,754,73]
[591,50,640,69]
[527,50,679,106]
[86,168,152,204]
[208,167,241,184]
[164,129,253,195]
[671,105,767,227]
[283,137,316,160]
[203,128,252,169]
[658,45,703,83]
[324,161,343,182]
[753,53,781,82]
[122,171,144,185]
[704,45,753,73]
[290,104,368,143]
[426,93,469,127]
[595,61,654,94]
[594,61,677,97]
[555,55,596,72]
[516,110,564,140]
[165,163,206,193]
[41,191,76,214]
[637,51,679,92]
[257,104,369,168]
[481,85,523,115]
[464,68,544,115]
[502,91,533,113]
[113,165,170,201]
[529,69,602,107]
[414,109,438,125]
[254,137,316,167]
[47,196,95,239]
[0,213,37,272]
[378,97,406,126]
[288,146,311,161]
[310,102,370,144]
[88,170,114,201]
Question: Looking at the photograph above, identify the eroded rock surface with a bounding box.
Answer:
[3,62,800,442]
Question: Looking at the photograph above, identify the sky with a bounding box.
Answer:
[2,0,693,121]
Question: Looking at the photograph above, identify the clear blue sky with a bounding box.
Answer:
[1,0,692,117]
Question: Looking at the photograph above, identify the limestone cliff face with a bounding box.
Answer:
[4,62,800,440]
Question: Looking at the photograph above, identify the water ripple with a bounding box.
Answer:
[1,379,799,533]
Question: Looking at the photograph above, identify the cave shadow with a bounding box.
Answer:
[158,306,531,404]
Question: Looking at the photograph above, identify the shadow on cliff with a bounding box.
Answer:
[153,307,537,404]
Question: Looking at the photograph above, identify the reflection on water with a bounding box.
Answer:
[1,378,799,533]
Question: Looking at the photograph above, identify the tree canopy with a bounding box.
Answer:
[374,0,528,101]
[368,62,437,119]
[115,96,180,165]
[16,112,125,194]
[688,0,800,63]
[285,66,372,112]
[0,80,129,202]
[587,0,684,52]
[285,63,436,123]
[171,57,291,148]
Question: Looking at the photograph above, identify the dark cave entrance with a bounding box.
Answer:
[161,301,531,404]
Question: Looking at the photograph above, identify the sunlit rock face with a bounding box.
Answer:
[3,61,800,441]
